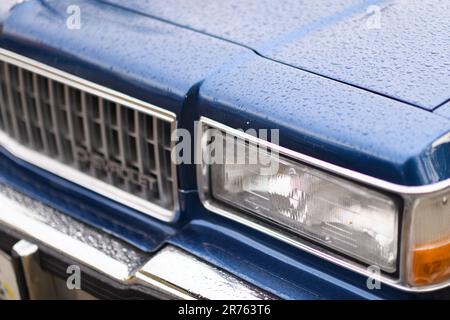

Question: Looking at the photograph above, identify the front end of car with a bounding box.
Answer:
[0,0,449,300]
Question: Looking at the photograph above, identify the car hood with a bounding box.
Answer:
[103,0,450,111]
[3,0,450,186]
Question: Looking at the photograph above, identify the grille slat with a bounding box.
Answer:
[153,117,162,202]
[2,64,21,140]
[0,59,176,215]
[116,103,127,190]
[135,111,145,175]
[0,64,8,131]
[48,79,63,159]
[80,91,91,156]
[18,68,34,147]
[98,97,110,181]
[32,73,48,153]
[63,84,77,164]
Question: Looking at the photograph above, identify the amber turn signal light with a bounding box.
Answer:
[412,240,450,286]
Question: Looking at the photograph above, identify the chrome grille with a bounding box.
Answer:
[0,52,176,220]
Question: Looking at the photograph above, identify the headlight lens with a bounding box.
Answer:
[201,125,400,272]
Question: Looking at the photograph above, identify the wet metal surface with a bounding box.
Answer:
[0,183,148,272]
[104,0,450,110]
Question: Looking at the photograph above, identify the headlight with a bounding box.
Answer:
[197,117,450,291]
[210,141,399,272]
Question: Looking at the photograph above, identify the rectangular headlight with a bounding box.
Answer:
[198,119,400,273]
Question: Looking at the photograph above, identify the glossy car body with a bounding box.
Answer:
[0,0,449,299]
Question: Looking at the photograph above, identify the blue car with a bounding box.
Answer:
[0,0,449,300]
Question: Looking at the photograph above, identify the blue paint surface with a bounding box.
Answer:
[104,0,450,110]
[0,0,450,299]
[0,0,248,115]
[197,56,450,186]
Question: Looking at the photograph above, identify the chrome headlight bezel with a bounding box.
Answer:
[196,116,450,292]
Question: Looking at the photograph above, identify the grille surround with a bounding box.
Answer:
[0,49,177,222]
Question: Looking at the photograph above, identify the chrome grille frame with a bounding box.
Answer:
[0,49,178,222]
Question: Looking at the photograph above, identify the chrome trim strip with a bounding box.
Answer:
[196,117,450,293]
[0,49,175,122]
[198,118,450,195]
[0,184,137,281]
[138,246,274,300]
[0,183,274,300]
[0,48,178,222]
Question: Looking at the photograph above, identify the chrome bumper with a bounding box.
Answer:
[0,183,274,300]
